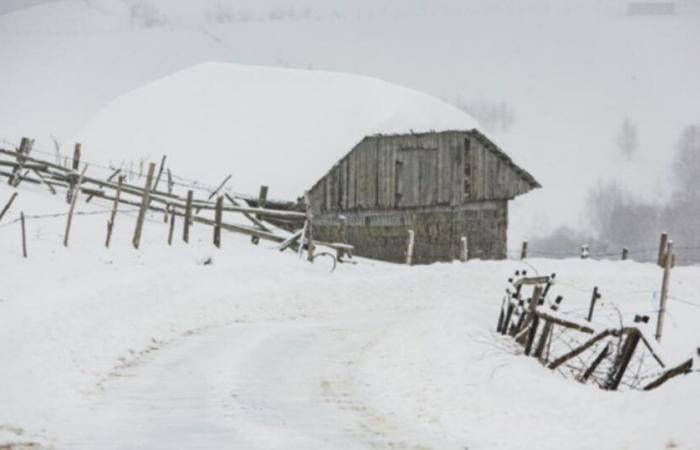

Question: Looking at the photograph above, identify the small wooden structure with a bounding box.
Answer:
[306,129,540,264]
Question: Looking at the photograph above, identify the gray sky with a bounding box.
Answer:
[0,0,60,15]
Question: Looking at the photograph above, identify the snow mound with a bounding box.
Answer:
[74,62,479,198]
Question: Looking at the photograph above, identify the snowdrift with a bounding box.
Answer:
[74,62,480,198]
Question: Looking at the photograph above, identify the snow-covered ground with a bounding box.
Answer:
[0,179,698,449]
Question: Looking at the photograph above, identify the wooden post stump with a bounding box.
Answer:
[657,232,668,267]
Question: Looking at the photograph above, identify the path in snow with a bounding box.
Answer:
[57,317,421,450]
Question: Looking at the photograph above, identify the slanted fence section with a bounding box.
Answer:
[496,272,694,391]
[0,138,354,265]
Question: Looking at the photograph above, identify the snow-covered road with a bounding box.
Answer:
[58,317,416,450]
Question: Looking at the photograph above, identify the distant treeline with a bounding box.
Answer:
[533,125,700,264]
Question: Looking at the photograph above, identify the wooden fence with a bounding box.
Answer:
[496,272,694,391]
[0,138,354,263]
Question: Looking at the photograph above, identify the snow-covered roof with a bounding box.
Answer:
[74,62,480,198]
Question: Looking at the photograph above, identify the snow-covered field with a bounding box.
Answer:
[1,2,699,449]
[0,180,698,449]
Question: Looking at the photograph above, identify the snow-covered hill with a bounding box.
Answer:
[73,62,480,197]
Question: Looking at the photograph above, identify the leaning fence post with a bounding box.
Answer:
[63,165,88,248]
[520,241,528,259]
[406,229,415,265]
[656,240,673,342]
[608,330,641,390]
[0,192,18,222]
[132,162,156,250]
[183,190,193,243]
[167,210,176,246]
[621,247,628,260]
[460,236,468,262]
[20,211,27,258]
[657,232,668,267]
[213,195,223,248]
[105,175,124,248]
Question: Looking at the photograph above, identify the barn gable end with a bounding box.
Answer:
[306,129,539,264]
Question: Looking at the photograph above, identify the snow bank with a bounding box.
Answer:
[73,62,479,198]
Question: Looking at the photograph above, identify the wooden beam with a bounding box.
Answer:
[0,192,18,222]
[548,329,614,370]
[86,168,120,203]
[643,358,693,390]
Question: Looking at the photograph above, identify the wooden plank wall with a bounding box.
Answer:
[308,130,534,216]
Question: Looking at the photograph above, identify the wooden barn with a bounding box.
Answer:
[306,129,540,264]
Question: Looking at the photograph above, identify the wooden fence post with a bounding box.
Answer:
[406,229,415,265]
[520,241,528,259]
[656,240,673,342]
[183,190,193,243]
[132,162,156,250]
[251,185,268,245]
[0,192,18,222]
[168,210,176,246]
[63,165,88,248]
[621,247,628,260]
[10,137,34,187]
[66,143,81,203]
[213,195,223,248]
[304,191,315,261]
[657,232,668,266]
[580,342,610,382]
[20,211,27,258]
[587,287,601,321]
[523,285,543,355]
[608,330,641,390]
[105,175,124,248]
[460,236,468,262]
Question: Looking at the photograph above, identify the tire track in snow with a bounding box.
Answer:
[55,317,430,449]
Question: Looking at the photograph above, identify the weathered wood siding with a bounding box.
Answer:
[306,130,537,264]
[309,130,535,214]
[313,201,508,263]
